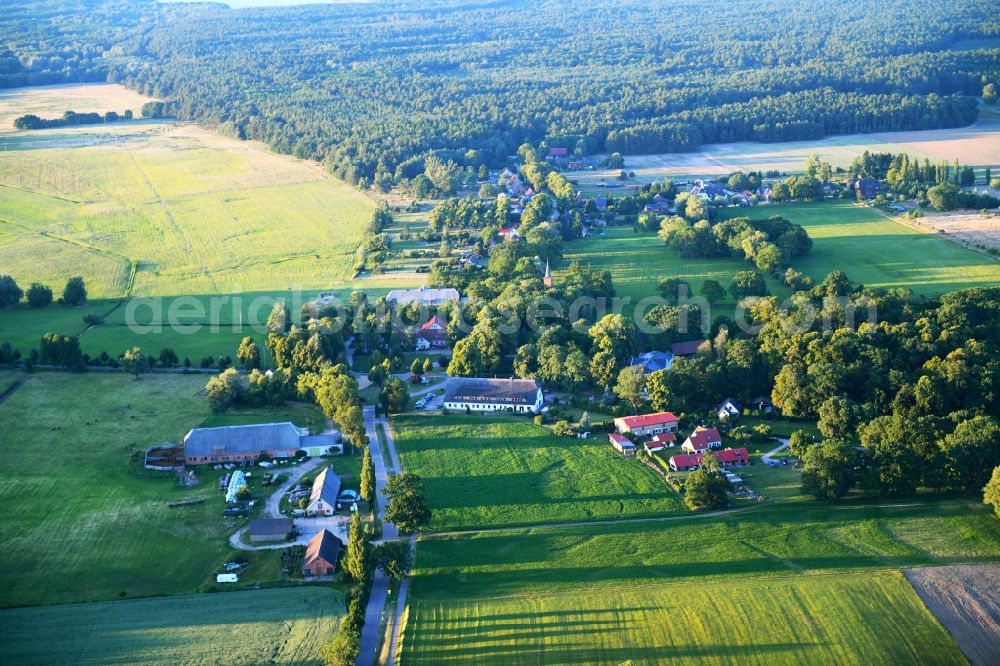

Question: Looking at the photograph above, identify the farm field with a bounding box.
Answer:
[0,83,375,361]
[410,499,1000,600]
[401,571,963,666]
[559,226,789,309]
[0,370,346,607]
[1,587,344,666]
[390,413,685,530]
[574,117,1000,186]
[722,201,1000,294]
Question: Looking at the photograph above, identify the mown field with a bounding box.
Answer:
[391,413,685,530]
[1,587,344,666]
[0,371,339,607]
[722,201,1000,295]
[401,571,963,666]
[402,498,1000,664]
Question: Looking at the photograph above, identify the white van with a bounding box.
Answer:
[216,573,239,583]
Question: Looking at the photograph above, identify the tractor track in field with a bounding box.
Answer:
[0,379,24,406]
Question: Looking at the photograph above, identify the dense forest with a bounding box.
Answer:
[2,0,999,182]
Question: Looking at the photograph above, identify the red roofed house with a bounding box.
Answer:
[609,433,636,457]
[671,339,706,357]
[498,226,521,241]
[415,315,448,351]
[682,426,723,453]
[614,412,679,438]
[548,147,569,158]
[643,432,677,454]
[668,452,701,471]
[669,447,749,471]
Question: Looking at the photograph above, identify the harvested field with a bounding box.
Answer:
[912,210,1000,253]
[906,564,1000,666]
[0,83,157,131]
[576,119,1000,185]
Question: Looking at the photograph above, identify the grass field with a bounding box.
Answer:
[401,497,1000,663]
[559,226,789,309]
[391,413,685,530]
[401,571,964,665]
[410,499,1000,600]
[0,370,349,607]
[1,587,344,666]
[722,201,1000,295]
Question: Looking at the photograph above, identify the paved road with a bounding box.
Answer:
[357,406,398,666]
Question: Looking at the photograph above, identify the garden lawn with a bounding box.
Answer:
[390,413,685,530]
[722,201,1000,295]
[401,571,964,666]
[1,587,344,666]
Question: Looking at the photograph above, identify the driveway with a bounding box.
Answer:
[761,438,790,465]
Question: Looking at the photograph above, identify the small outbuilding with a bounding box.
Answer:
[249,518,295,543]
[609,433,636,457]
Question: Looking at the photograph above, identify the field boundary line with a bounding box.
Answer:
[870,205,1000,264]
[0,379,24,406]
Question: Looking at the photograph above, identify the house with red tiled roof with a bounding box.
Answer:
[498,226,520,241]
[643,432,676,454]
[681,426,723,453]
[613,412,679,437]
[609,433,636,457]
[668,447,748,471]
[547,147,569,159]
[415,315,447,351]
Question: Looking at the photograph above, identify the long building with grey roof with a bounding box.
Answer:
[183,422,341,464]
[443,377,544,414]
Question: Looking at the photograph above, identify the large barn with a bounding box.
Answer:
[183,422,341,465]
[443,377,544,414]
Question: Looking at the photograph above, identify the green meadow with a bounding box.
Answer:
[0,371,350,607]
[1,587,344,666]
[391,413,685,530]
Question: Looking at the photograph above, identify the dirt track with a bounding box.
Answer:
[906,565,1000,666]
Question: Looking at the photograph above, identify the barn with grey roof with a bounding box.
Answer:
[182,422,342,464]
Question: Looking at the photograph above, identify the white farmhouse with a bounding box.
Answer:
[443,378,544,414]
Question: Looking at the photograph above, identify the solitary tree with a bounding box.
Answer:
[614,365,646,414]
[684,469,728,510]
[983,466,1000,518]
[383,472,431,533]
[360,446,376,503]
[344,512,371,583]
[121,346,148,379]
[62,276,87,306]
[0,275,23,308]
[237,336,261,370]
[373,540,412,581]
[26,283,52,308]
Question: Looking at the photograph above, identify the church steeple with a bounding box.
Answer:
[543,259,553,288]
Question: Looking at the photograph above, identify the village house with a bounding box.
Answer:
[671,339,706,357]
[302,529,342,577]
[610,433,637,457]
[614,411,679,438]
[547,147,569,159]
[184,422,312,465]
[718,398,741,422]
[498,226,521,241]
[855,177,879,199]
[249,518,295,543]
[443,377,544,414]
[306,466,341,517]
[386,286,460,306]
[628,351,674,374]
[682,426,723,453]
[415,315,448,350]
[668,447,749,471]
[643,432,677,454]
